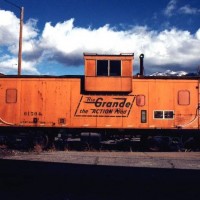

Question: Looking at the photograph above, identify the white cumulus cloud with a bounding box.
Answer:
[0,10,19,45]
[0,9,39,74]
[196,29,200,40]
[0,55,39,74]
[0,9,200,75]
[38,19,200,73]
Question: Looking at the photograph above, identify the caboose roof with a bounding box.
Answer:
[83,53,134,57]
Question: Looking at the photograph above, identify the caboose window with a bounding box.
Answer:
[97,60,108,76]
[154,111,163,119]
[164,111,174,119]
[154,110,174,119]
[110,60,121,76]
[96,60,121,76]
[6,89,17,103]
[141,110,147,123]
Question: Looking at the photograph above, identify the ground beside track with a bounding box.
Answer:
[1,150,200,170]
[0,150,200,200]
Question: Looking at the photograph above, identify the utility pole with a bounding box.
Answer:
[18,6,24,76]
[4,1,24,76]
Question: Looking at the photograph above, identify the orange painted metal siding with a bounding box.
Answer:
[0,79,20,126]
[0,77,199,130]
[84,54,133,92]
[122,60,132,77]
[84,77,132,92]
[85,59,96,77]
[0,78,75,127]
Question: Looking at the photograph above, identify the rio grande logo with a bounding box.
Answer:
[75,95,135,117]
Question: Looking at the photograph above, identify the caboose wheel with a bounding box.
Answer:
[181,136,200,152]
[33,132,49,151]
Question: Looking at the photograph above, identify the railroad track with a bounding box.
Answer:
[1,132,200,156]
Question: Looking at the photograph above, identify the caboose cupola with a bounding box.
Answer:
[84,53,134,92]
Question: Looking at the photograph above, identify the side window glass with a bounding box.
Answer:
[141,110,147,123]
[154,111,163,119]
[154,110,174,119]
[164,111,174,119]
[97,60,108,76]
[96,60,121,76]
[110,60,121,76]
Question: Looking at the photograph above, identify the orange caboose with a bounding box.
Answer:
[0,53,199,149]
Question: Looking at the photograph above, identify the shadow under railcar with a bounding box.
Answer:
[0,159,200,200]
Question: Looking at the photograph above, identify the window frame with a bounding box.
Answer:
[96,59,121,77]
[141,110,147,123]
[109,60,121,76]
[153,110,174,120]
[96,60,109,76]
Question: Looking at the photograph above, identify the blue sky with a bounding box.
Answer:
[0,0,200,75]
